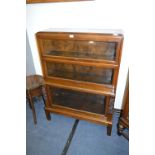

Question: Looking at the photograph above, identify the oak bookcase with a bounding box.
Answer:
[36,29,124,135]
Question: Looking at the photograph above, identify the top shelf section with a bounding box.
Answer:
[41,40,117,61]
[36,31,123,63]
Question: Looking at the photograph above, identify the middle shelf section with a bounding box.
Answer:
[42,57,117,97]
[46,61,113,84]
[51,87,106,115]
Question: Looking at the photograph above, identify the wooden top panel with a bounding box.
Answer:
[27,0,94,4]
[36,29,123,42]
[39,28,123,36]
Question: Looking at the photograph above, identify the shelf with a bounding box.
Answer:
[45,77,115,96]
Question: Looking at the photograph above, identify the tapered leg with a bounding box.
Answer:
[28,94,37,124]
[42,95,46,106]
[27,97,32,109]
[107,125,112,136]
[44,108,51,121]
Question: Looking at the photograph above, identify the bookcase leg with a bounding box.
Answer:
[27,97,32,109]
[107,125,112,136]
[117,123,123,136]
[44,108,51,121]
[42,95,46,106]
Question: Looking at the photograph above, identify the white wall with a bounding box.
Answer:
[26,31,36,75]
[26,0,129,109]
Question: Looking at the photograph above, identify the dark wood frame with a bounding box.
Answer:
[117,71,129,140]
[26,0,94,4]
[36,30,124,136]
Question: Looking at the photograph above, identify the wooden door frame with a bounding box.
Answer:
[26,0,94,4]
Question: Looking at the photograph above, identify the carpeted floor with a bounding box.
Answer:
[26,98,129,155]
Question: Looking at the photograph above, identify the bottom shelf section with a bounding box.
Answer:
[45,87,113,125]
[51,87,106,115]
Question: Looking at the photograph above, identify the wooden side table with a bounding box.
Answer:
[26,75,46,124]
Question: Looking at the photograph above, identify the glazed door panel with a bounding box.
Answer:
[41,40,117,61]
[45,61,114,84]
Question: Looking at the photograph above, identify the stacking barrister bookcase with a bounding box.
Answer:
[36,29,123,135]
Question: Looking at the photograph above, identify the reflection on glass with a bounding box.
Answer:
[51,87,106,114]
[42,40,117,61]
[46,62,113,84]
